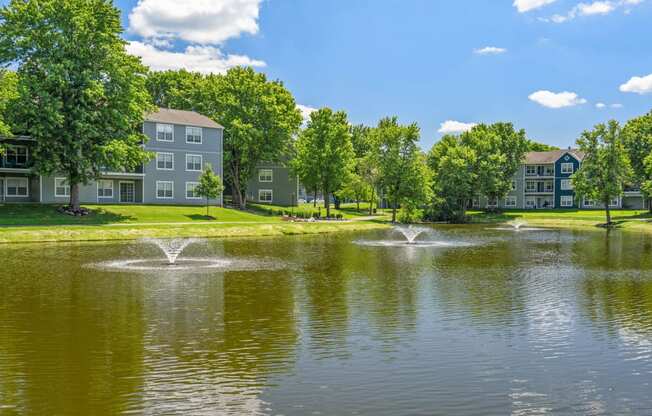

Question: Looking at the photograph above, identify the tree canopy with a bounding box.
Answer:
[0,0,153,210]
[623,111,652,204]
[0,69,17,138]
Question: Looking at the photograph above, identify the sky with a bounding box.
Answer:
[10,0,652,149]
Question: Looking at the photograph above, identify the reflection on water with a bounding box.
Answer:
[1,227,652,415]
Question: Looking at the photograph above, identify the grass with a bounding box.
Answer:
[467,209,652,232]
[0,203,389,243]
[248,202,389,219]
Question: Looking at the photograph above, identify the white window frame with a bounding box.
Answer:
[97,179,114,199]
[560,179,573,190]
[561,163,574,174]
[583,198,595,208]
[544,166,554,176]
[156,181,174,199]
[156,123,174,142]
[186,126,203,144]
[259,168,273,183]
[5,145,29,167]
[504,196,517,208]
[544,181,554,193]
[487,197,498,207]
[258,189,273,203]
[156,152,174,171]
[560,195,574,207]
[185,182,201,200]
[525,197,536,209]
[526,181,536,193]
[5,177,29,197]
[525,165,537,176]
[609,197,620,208]
[185,154,203,172]
[54,177,70,198]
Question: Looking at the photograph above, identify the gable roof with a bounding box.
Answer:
[145,108,223,129]
[524,149,584,164]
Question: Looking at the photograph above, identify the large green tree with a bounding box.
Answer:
[195,68,302,209]
[623,110,652,209]
[145,69,203,110]
[0,69,17,139]
[293,108,354,218]
[372,117,431,223]
[573,120,632,225]
[0,0,153,210]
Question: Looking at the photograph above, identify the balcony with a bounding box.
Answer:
[525,180,554,194]
[100,164,145,179]
[525,165,554,177]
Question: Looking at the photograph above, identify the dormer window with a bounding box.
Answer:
[5,145,28,166]
[186,127,202,144]
[561,163,574,174]
[156,123,174,142]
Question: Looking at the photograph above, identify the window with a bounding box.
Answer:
[5,146,28,166]
[259,169,273,182]
[609,197,620,208]
[97,180,114,199]
[560,179,573,190]
[544,182,554,192]
[156,123,174,142]
[186,154,202,171]
[6,177,28,197]
[186,126,202,144]
[583,198,595,208]
[511,180,517,191]
[186,182,201,199]
[156,181,174,199]
[505,196,517,208]
[487,197,498,207]
[54,177,70,197]
[258,189,273,203]
[526,165,537,176]
[525,197,536,209]
[544,166,554,176]
[561,163,574,174]
[560,195,574,207]
[156,152,174,170]
[526,181,536,193]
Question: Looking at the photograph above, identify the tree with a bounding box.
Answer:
[336,172,371,212]
[0,69,17,138]
[0,0,153,211]
[372,117,431,223]
[460,123,529,209]
[293,108,354,218]
[623,110,652,210]
[195,164,225,217]
[573,120,632,225]
[145,69,203,109]
[196,68,302,209]
[428,135,478,221]
[526,139,559,151]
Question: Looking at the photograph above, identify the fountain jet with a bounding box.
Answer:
[395,226,429,244]
[142,238,202,265]
[510,220,527,231]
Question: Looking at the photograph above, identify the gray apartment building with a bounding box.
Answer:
[245,161,304,207]
[0,108,224,205]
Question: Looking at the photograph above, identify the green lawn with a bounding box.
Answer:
[248,202,388,219]
[0,203,277,226]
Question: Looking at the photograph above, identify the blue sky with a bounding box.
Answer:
[15,0,652,149]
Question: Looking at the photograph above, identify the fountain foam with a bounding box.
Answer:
[395,226,429,244]
[142,238,202,264]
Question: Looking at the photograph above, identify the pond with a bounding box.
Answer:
[1,226,652,415]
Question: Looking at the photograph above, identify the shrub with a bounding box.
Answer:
[398,203,423,224]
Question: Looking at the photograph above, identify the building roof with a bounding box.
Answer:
[145,108,223,129]
[524,149,584,164]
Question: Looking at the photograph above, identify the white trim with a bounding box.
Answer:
[3,144,29,168]
[258,189,273,203]
[185,154,203,172]
[4,176,29,198]
[97,179,114,199]
[504,196,517,208]
[258,168,273,183]
[560,195,573,207]
[185,181,202,199]
[609,197,621,208]
[156,152,174,170]
[185,126,203,144]
[156,180,174,199]
[561,162,574,174]
[119,180,136,203]
[156,123,174,142]
[560,179,573,190]
[583,198,595,208]
[54,177,70,198]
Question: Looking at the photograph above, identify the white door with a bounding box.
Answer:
[119,182,135,203]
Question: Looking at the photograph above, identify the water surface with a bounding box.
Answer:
[1,226,652,415]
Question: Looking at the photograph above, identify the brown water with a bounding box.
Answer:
[1,226,652,415]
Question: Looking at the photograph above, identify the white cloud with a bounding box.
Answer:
[544,0,644,23]
[596,102,606,108]
[128,0,262,45]
[473,46,507,55]
[297,105,318,122]
[438,120,477,134]
[620,73,652,94]
[528,90,588,108]
[611,103,624,108]
[127,41,265,74]
[513,0,557,12]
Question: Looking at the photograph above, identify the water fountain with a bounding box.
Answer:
[354,225,473,248]
[395,225,429,244]
[142,238,201,265]
[487,219,545,232]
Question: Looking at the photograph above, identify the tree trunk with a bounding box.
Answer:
[69,182,80,211]
[392,196,398,223]
[605,201,611,225]
[369,188,375,215]
[334,195,341,210]
[206,198,210,217]
[324,189,331,218]
[230,162,245,210]
[313,189,317,207]
[356,199,360,212]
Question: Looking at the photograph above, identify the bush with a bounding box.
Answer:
[336,213,343,220]
[398,203,424,224]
